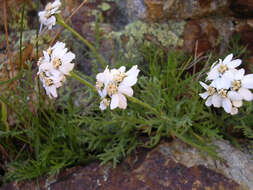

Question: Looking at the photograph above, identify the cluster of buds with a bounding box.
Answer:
[38,0,61,30]
[96,65,140,110]
[37,41,75,98]
[199,54,253,115]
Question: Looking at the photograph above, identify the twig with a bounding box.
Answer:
[49,0,89,46]
[3,0,14,78]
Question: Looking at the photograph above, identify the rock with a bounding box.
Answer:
[126,0,147,22]
[231,0,253,17]
[2,139,252,190]
[164,0,231,19]
[107,20,185,63]
[183,17,235,55]
[144,0,164,21]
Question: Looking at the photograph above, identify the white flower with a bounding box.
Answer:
[206,54,242,81]
[37,41,75,99]
[199,81,219,107]
[38,0,61,30]
[109,65,140,110]
[96,66,112,98]
[224,68,253,102]
[99,98,110,110]
[38,69,65,99]
[39,42,75,76]
[96,65,140,110]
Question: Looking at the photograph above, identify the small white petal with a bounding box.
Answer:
[117,93,127,109]
[118,85,133,97]
[227,91,242,101]
[122,75,138,87]
[232,100,243,108]
[242,74,253,89]
[199,81,208,90]
[238,88,253,101]
[110,94,119,110]
[199,92,209,99]
[234,68,245,80]
[212,94,222,108]
[100,101,107,110]
[206,67,219,81]
[231,107,238,115]
[222,98,232,113]
[205,96,212,107]
[227,59,242,69]
[223,54,233,66]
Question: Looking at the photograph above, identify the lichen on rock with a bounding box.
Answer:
[107,20,185,63]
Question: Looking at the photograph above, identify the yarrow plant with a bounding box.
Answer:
[37,41,75,98]
[96,66,140,110]
[199,54,253,115]
[38,0,61,30]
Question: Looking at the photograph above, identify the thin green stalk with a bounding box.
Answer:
[127,96,160,115]
[56,15,107,68]
[19,0,26,68]
[70,71,96,91]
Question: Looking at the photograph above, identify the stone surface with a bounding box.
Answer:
[231,0,253,17]
[163,0,231,19]
[2,139,252,190]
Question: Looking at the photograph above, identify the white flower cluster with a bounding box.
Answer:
[96,65,140,110]
[199,54,253,115]
[38,0,61,30]
[37,41,75,98]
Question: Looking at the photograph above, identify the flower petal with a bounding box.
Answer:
[206,67,219,81]
[222,98,232,113]
[199,92,209,99]
[227,91,242,101]
[205,96,212,107]
[227,59,242,69]
[231,107,238,115]
[242,74,253,89]
[238,88,253,101]
[212,94,222,108]
[199,81,208,90]
[232,100,243,108]
[110,94,119,110]
[117,93,127,109]
[223,54,233,66]
[118,85,133,97]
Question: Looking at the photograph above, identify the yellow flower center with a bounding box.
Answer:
[107,82,118,96]
[232,80,241,91]
[52,58,62,69]
[96,81,104,90]
[45,3,53,11]
[47,47,52,55]
[218,64,228,74]
[207,86,216,96]
[218,89,228,98]
[44,77,53,86]
[114,72,126,83]
[102,98,110,107]
[39,72,46,79]
[37,57,43,66]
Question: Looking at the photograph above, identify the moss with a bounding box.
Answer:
[98,2,111,11]
[107,20,185,62]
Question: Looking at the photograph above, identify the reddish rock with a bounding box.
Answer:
[1,142,243,190]
[144,0,164,21]
[164,0,231,19]
[183,19,224,55]
[231,0,253,17]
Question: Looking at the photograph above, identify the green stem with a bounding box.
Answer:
[56,15,107,68]
[70,71,96,91]
[127,96,160,115]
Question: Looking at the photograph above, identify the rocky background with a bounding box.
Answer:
[0,0,253,189]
